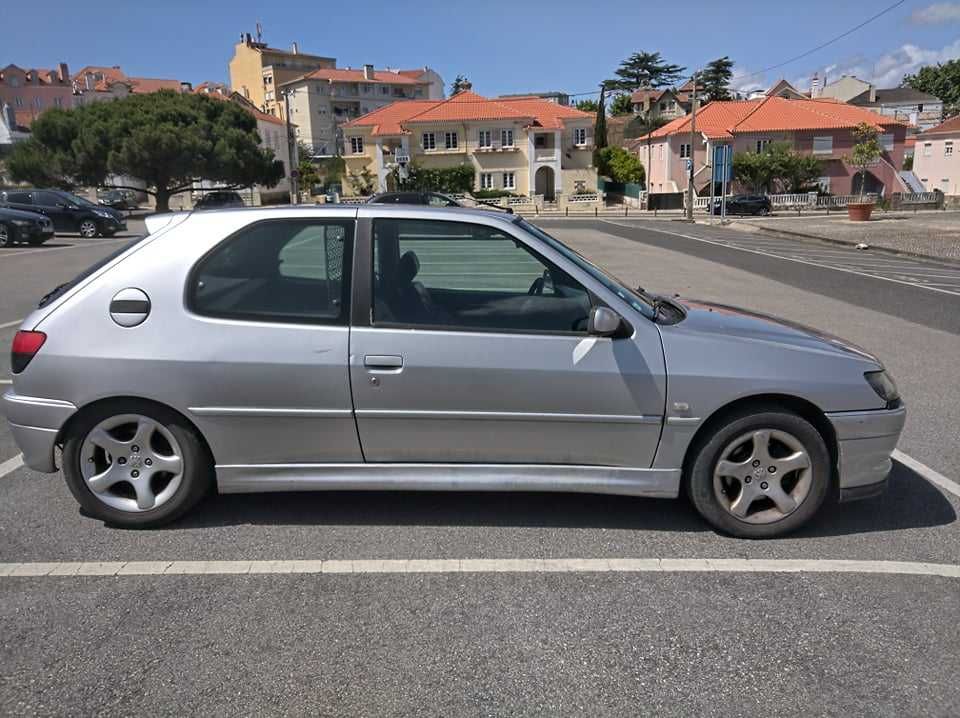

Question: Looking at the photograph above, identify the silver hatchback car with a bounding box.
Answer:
[3,206,905,537]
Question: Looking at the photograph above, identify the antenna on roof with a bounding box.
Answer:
[256,22,262,43]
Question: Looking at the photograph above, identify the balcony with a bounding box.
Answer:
[534,148,558,162]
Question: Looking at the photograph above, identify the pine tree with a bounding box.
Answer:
[450,75,472,95]
[698,57,734,102]
[594,86,608,159]
[606,52,686,92]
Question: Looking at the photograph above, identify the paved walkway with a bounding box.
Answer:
[727,211,960,262]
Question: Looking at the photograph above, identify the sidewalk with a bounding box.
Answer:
[724,211,960,263]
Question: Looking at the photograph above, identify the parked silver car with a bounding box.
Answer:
[3,206,905,537]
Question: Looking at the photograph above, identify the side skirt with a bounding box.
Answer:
[215,463,682,499]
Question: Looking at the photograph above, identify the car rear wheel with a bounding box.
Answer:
[686,407,831,538]
[79,219,99,238]
[0,223,13,247]
[62,401,213,528]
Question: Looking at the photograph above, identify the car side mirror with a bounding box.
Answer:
[587,306,622,337]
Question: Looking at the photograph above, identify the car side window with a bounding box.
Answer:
[34,192,62,207]
[371,218,592,334]
[426,193,451,207]
[189,219,353,325]
[4,191,32,204]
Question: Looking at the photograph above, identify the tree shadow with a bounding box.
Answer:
[161,460,955,538]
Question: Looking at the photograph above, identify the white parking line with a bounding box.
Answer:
[893,450,960,499]
[0,454,24,480]
[0,557,957,579]
[601,220,960,298]
[0,318,24,330]
[0,237,127,260]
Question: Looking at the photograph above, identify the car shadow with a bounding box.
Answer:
[162,460,956,537]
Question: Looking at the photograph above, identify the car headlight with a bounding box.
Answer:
[93,209,113,218]
[11,219,34,227]
[865,370,899,405]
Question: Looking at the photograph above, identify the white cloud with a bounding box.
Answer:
[911,2,960,24]
[794,38,960,91]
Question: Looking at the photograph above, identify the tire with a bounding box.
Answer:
[62,400,213,528]
[686,406,831,538]
[0,223,12,247]
[79,219,99,238]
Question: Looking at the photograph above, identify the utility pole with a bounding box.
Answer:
[685,75,698,221]
[282,88,300,204]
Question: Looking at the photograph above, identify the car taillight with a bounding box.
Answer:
[11,330,46,374]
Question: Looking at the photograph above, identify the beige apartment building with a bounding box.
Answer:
[280,65,439,156]
[228,33,337,118]
[341,92,596,199]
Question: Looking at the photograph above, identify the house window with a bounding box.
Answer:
[478,130,492,148]
[422,132,436,150]
[945,142,954,157]
[679,143,691,158]
[817,176,831,192]
[574,127,587,146]
[479,173,493,189]
[501,128,514,147]
[502,172,515,190]
[881,134,894,152]
[14,97,22,107]
[381,86,389,95]
[923,142,932,157]
[812,136,833,155]
[659,102,667,111]
[350,137,363,154]
[445,131,458,149]
[54,97,63,107]
[756,139,771,153]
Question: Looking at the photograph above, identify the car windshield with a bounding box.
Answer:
[515,218,656,319]
[63,192,97,208]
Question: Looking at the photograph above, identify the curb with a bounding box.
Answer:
[725,221,960,269]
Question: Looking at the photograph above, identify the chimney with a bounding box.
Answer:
[292,42,299,54]
[245,33,252,45]
[363,64,374,80]
[869,85,876,103]
[58,63,69,83]
[810,72,821,97]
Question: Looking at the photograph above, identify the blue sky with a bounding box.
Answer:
[2,1,959,100]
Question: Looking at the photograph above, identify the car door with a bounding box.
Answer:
[33,191,74,231]
[348,211,667,468]
[181,216,363,466]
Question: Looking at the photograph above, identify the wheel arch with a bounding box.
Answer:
[56,396,216,465]
[681,393,838,487]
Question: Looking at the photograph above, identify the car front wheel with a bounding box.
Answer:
[686,406,831,538]
[79,219,99,238]
[62,401,213,528]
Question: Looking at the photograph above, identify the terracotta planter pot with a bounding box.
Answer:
[847,202,874,221]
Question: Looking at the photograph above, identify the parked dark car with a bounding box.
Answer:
[710,194,772,216]
[193,191,245,210]
[97,189,137,211]
[0,206,55,247]
[367,191,513,213]
[0,189,126,237]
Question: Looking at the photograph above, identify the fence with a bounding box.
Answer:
[689,192,878,212]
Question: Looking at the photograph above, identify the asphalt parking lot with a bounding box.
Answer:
[1,216,958,715]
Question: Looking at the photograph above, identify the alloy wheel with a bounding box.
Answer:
[712,428,813,524]
[79,220,98,238]
[0,224,9,247]
[79,414,184,512]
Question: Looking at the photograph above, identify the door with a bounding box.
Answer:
[182,217,362,466]
[33,191,74,231]
[349,216,666,468]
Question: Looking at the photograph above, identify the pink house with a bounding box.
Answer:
[634,96,909,196]
[0,63,74,128]
[913,115,960,195]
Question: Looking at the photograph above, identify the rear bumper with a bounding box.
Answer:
[826,406,906,499]
[1,390,76,473]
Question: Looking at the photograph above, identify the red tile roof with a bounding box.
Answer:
[639,95,906,141]
[919,115,960,137]
[343,92,592,135]
[197,89,286,125]
[291,68,425,85]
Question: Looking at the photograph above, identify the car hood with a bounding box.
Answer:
[0,207,48,223]
[671,297,882,366]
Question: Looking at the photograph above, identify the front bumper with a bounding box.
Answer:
[13,223,54,242]
[826,405,906,501]
[1,390,77,473]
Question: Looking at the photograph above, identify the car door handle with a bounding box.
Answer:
[364,355,403,369]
